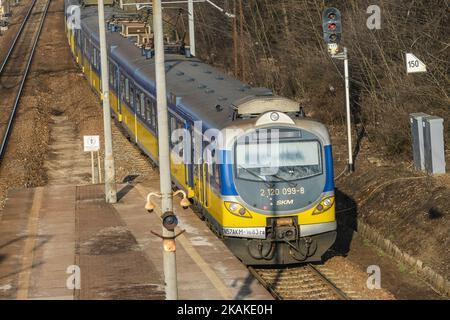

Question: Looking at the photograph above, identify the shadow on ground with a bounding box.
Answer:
[323,187,359,261]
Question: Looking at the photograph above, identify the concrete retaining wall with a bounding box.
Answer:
[355,217,449,297]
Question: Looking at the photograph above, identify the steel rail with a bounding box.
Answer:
[306,263,350,300]
[248,266,283,300]
[0,0,51,162]
[250,264,351,300]
[0,0,39,75]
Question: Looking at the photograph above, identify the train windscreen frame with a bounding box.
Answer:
[235,139,322,182]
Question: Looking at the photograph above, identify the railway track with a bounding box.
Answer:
[250,263,351,300]
[0,0,50,162]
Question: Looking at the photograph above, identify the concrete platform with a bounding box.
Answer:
[0,183,272,300]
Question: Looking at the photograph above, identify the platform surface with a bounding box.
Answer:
[0,183,272,300]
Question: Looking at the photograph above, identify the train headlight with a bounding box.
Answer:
[312,196,335,215]
[225,202,252,218]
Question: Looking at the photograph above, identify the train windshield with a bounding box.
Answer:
[236,139,322,182]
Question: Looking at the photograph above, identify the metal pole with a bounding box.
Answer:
[97,151,102,183]
[187,0,195,56]
[232,0,238,76]
[239,0,244,81]
[153,0,178,300]
[91,151,95,184]
[98,0,117,203]
[344,47,354,172]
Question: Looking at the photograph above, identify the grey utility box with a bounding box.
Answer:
[410,113,429,171]
[423,116,446,174]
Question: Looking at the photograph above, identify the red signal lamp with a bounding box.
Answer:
[327,23,337,31]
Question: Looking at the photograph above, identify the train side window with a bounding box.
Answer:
[96,48,100,69]
[125,78,130,103]
[168,114,172,145]
[214,164,220,187]
[139,93,145,118]
[143,97,149,120]
[93,47,97,68]
[109,62,115,87]
[170,114,176,133]
[149,99,154,126]
[177,119,184,130]
[120,74,125,102]
[152,99,157,132]
[91,46,95,65]
[114,66,118,88]
[169,114,176,148]
[135,91,142,115]
[130,85,135,110]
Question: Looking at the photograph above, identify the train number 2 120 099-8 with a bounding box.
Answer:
[260,187,305,197]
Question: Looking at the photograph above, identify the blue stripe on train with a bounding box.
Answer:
[220,150,238,196]
[323,145,335,192]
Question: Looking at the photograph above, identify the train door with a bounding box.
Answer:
[115,67,120,115]
[186,123,194,196]
[203,159,210,209]
[88,39,93,86]
[80,32,85,69]
[180,120,190,188]
[192,126,204,205]
[118,72,126,122]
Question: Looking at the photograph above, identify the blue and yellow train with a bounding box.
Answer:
[64,0,336,265]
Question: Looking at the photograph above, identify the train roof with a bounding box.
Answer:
[73,4,289,130]
[70,2,326,134]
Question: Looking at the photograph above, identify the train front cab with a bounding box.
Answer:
[216,112,337,265]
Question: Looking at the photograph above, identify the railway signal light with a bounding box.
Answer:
[321,8,354,172]
[322,7,342,45]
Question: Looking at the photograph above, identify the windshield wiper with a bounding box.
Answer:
[238,165,274,188]
[267,173,297,187]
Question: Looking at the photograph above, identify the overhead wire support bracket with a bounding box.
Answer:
[128,0,235,18]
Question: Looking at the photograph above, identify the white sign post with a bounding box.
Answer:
[405,53,427,73]
[83,135,100,184]
[330,46,354,172]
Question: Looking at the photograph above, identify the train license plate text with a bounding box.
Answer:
[223,227,266,239]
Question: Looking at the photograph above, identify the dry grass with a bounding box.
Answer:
[191,0,449,159]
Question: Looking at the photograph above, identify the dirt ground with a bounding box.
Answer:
[0,0,153,207]
[329,123,450,287]
[0,0,447,300]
